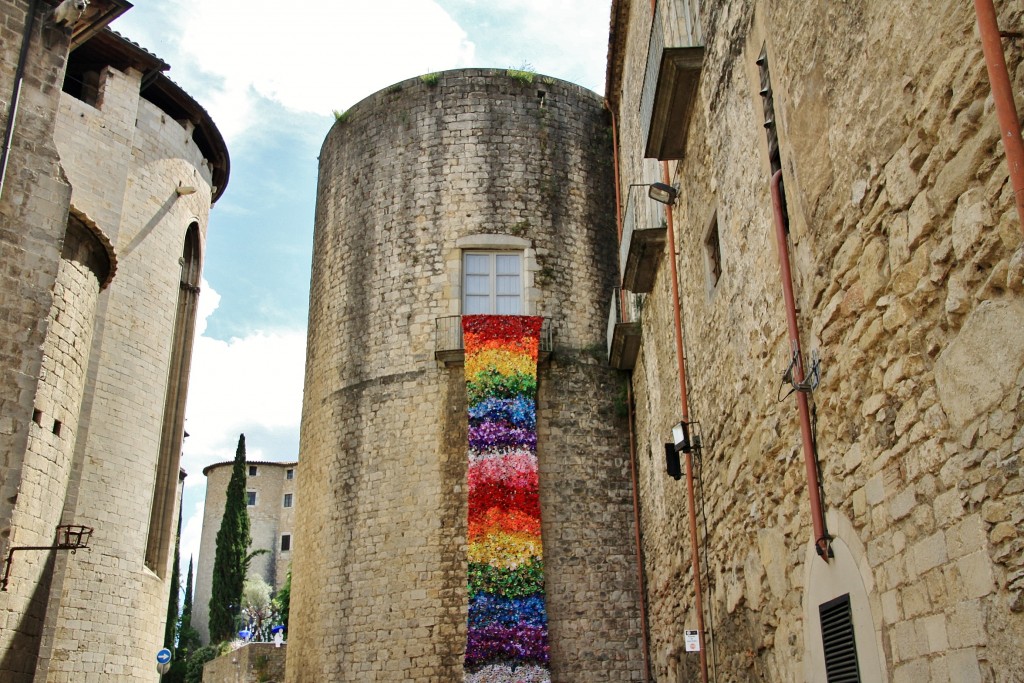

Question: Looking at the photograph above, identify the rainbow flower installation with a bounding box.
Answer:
[463,315,549,683]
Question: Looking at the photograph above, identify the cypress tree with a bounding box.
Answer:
[177,556,201,659]
[208,433,251,642]
[163,500,183,649]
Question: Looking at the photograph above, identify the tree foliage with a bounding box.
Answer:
[208,433,251,642]
[274,565,292,631]
[163,499,183,649]
[177,556,201,658]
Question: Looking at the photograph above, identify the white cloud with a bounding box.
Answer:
[179,497,205,578]
[182,279,306,482]
[147,0,475,138]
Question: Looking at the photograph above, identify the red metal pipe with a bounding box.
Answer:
[662,160,709,683]
[769,169,830,561]
[608,101,652,683]
[974,0,1024,235]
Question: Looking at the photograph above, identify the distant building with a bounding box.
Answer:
[0,3,228,680]
[194,460,297,645]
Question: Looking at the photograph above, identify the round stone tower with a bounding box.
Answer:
[290,69,643,682]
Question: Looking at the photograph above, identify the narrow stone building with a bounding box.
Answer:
[607,0,1024,681]
[289,70,645,681]
[0,5,228,680]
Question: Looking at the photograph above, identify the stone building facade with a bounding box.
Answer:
[195,460,298,645]
[289,70,645,681]
[0,4,228,680]
[607,1,1024,681]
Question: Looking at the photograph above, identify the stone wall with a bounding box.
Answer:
[0,0,74,598]
[204,643,287,683]
[609,1,1024,681]
[290,69,643,682]
[0,3,78,678]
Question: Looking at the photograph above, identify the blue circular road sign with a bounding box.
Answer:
[156,648,172,665]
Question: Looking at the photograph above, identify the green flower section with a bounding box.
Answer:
[467,369,538,405]
[468,558,544,599]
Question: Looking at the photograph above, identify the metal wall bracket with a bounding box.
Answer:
[1,524,93,591]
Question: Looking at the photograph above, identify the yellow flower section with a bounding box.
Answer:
[464,347,538,380]
[468,530,544,569]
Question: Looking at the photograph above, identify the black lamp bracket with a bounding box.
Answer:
[1,524,93,591]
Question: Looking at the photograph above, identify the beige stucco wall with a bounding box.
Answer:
[610,1,1024,681]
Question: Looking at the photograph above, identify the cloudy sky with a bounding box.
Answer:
[110,0,612,591]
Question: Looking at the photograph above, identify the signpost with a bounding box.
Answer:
[156,648,172,676]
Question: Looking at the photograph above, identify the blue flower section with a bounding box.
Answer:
[469,594,548,629]
[468,397,536,430]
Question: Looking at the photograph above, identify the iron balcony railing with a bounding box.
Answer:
[607,288,643,370]
[435,315,553,365]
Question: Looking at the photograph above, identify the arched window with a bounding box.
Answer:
[145,223,201,575]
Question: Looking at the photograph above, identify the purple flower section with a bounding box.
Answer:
[465,623,550,667]
[468,422,537,453]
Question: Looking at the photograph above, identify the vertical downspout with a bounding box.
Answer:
[608,101,652,683]
[769,170,830,560]
[0,0,42,200]
[662,159,709,683]
[974,0,1024,234]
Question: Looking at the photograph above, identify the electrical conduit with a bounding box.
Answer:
[769,169,831,561]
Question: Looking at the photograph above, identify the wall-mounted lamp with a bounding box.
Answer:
[664,443,682,481]
[1,524,93,591]
[666,421,702,480]
[176,183,198,196]
[672,420,692,453]
[648,182,678,206]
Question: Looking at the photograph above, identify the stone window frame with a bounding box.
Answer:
[703,207,722,298]
[248,465,258,477]
[246,491,257,507]
[280,534,291,552]
[283,493,293,508]
[444,235,540,316]
[286,468,294,480]
[145,222,201,577]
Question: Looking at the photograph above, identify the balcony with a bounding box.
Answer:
[641,0,705,160]
[607,288,643,370]
[620,184,667,293]
[435,316,553,366]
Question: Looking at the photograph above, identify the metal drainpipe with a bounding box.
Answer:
[0,0,42,201]
[607,100,652,683]
[974,0,1024,235]
[769,169,831,561]
[662,159,709,683]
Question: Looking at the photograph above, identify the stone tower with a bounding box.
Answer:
[0,15,228,681]
[289,70,644,681]
[194,460,297,645]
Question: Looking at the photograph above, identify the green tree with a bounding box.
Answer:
[177,556,201,658]
[273,566,291,631]
[208,433,251,642]
[163,499,183,649]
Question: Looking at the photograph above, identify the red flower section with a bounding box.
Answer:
[469,506,542,540]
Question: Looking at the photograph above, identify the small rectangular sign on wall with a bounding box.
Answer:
[684,630,701,652]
